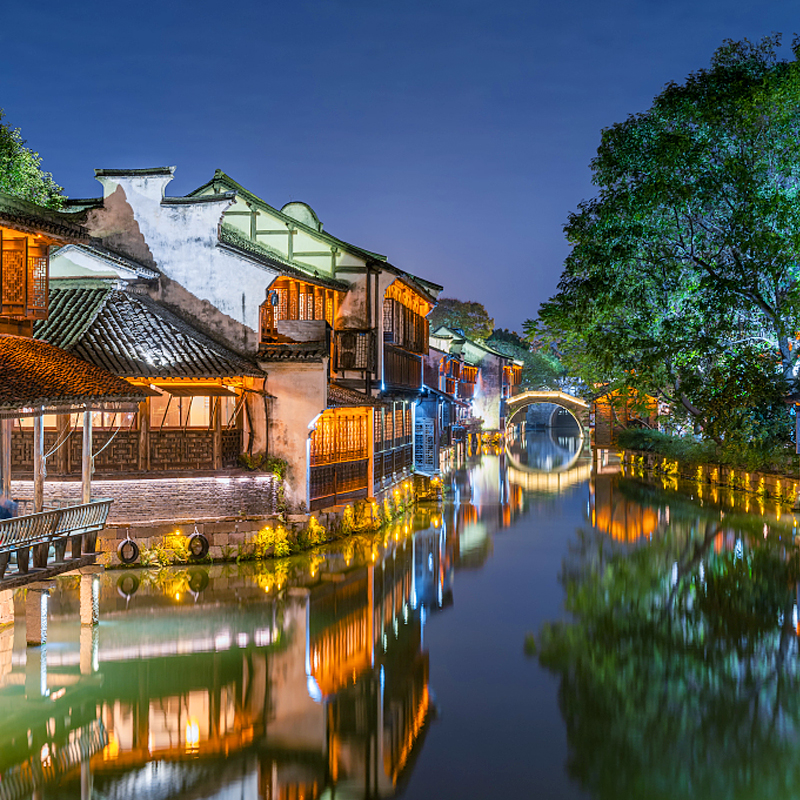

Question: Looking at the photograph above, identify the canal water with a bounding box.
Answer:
[3,430,800,799]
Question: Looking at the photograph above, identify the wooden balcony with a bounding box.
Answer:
[383,345,422,390]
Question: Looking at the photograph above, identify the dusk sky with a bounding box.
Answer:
[3,0,797,331]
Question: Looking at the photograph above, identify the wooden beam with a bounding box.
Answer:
[33,411,44,513]
[82,409,92,505]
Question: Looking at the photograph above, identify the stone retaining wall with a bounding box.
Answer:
[10,473,279,524]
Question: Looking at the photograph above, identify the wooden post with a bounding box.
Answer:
[0,418,11,500]
[55,413,69,475]
[33,411,44,512]
[212,397,222,470]
[138,399,150,472]
[82,409,92,505]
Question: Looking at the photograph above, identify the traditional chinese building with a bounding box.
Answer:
[56,167,442,510]
[428,325,522,433]
[0,192,150,580]
[31,277,264,476]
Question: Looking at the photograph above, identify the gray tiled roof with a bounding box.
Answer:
[0,334,149,413]
[0,191,90,243]
[35,284,263,379]
[328,383,387,408]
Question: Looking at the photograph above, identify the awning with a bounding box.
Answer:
[0,334,153,415]
[151,384,237,397]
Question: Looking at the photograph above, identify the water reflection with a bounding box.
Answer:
[0,464,539,800]
[506,406,583,472]
[539,471,800,800]
[13,450,792,800]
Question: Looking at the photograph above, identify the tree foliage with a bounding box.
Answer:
[487,328,567,390]
[429,297,494,341]
[533,36,800,446]
[0,110,64,208]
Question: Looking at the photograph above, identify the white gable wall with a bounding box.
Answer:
[92,173,280,336]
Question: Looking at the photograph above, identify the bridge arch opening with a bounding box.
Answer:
[504,393,588,474]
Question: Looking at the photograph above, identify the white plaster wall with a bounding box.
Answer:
[336,271,368,328]
[265,361,328,508]
[266,592,326,750]
[471,351,503,430]
[93,174,280,337]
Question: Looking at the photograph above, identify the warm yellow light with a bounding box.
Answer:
[185,719,200,750]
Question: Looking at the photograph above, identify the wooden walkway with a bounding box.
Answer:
[0,499,112,587]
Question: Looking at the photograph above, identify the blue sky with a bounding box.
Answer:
[2,0,797,329]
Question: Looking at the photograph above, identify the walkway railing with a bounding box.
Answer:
[0,499,112,579]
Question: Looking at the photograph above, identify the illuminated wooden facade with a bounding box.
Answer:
[382,280,430,391]
[309,406,370,509]
[0,194,92,334]
[592,389,658,448]
[259,276,340,342]
[0,228,49,331]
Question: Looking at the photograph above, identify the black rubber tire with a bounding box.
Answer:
[188,533,210,560]
[117,573,140,597]
[117,539,140,565]
[188,568,210,593]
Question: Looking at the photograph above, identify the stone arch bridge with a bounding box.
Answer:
[505,390,590,430]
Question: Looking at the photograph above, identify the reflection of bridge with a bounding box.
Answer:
[507,461,592,493]
[505,390,590,428]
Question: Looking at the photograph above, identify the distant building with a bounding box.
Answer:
[428,326,522,432]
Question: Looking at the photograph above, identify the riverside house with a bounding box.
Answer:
[0,192,149,571]
[54,168,442,511]
[428,325,522,433]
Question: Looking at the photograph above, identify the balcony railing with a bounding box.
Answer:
[0,498,113,580]
[383,345,422,390]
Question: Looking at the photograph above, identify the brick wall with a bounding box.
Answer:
[9,474,279,524]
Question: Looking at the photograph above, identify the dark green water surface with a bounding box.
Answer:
[3,441,800,799]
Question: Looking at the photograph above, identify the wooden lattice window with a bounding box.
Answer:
[0,230,49,319]
[335,330,374,371]
[275,287,288,320]
[310,409,368,466]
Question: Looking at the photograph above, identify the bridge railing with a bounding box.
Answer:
[0,498,112,580]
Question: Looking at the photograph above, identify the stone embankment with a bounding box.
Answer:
[620,449,800,506]
[98,474,440,568]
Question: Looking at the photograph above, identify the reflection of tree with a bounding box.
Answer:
[538,518,800,800]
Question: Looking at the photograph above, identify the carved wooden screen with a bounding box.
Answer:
[0,230,48,319]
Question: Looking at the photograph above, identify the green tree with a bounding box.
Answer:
[487,328,567,390]
[0,110,64,208]
[533,36,800,445]
[429,297,494,341]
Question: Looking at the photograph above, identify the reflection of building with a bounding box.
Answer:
[589,473,663,542]
[1,517,451,798]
